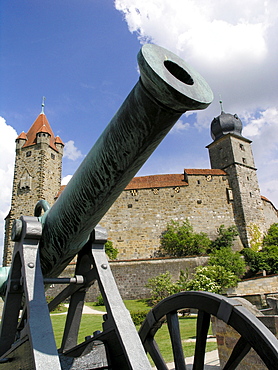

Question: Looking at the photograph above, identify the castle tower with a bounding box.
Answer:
[207,108,266,248]
[3,103,64,265]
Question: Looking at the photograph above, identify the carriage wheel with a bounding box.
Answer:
[139,291,278,369]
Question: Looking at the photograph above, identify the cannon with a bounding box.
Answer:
[0,44,278,369]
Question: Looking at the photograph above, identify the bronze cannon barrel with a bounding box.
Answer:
[39,44,213,278]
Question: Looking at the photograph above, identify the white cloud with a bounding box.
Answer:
[115,0,278,207]
[242,107,278,207]
[115,0,278,112]
[0,117,17,261]
[170,119,190,133]
[63,140,83,161]
[61,175,72,185]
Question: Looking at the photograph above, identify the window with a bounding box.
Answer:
[239,143,245,151]
[242,158,247,164]
[26,151,31,157]
[227,188,233,202]
[51,153,55,160]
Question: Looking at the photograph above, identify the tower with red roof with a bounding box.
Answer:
[3,103,64,265]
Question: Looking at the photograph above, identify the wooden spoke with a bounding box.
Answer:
[144,337,168,370]
[223,336,251,370]
[193,310,211,370]
[139,291,278,370]
[166,311,187,370]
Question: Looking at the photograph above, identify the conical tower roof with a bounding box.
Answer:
[17,113,59,151]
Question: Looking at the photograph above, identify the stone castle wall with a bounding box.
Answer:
[48,256,278,303]
[48,255,209,301]
[99,170,278,260]
[227,275,278,299]
[263,197,278,227]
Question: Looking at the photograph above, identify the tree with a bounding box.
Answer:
[210,225,238,250]
[263,223,278,246]
[160,219,211,257]
[242,245,278,275]
[208,247,246,277]
[240,248,258,273]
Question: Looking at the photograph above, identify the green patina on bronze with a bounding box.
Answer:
[39,44,213,278]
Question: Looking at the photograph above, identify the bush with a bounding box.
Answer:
[210,225,238,250]
[146,264,240,303]
[160,220,211,257]
[105,240,118,260]
[184,265,239,294]
[263,223,278,247]
[146,271,178,305]
[260,245,278,274]
[95,294,104,306]
[208,247,246,277]
[241,248,259,273]
[242,224,278,275]
[130,311,148,326]
[46,296,65,312]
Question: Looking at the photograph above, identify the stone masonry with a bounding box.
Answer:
[208,133,267,247]
[3,108,278,264]
[100,170,239,260]
[3,112,63,265]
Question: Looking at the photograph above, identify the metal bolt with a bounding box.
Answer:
[11,219,23,241]
[101,264,107,269]
[85,335,93,341]
[12,284,19,291]
[28,262,34,268]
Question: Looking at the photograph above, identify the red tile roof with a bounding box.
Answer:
[20,113,59,151]
[125,174,187,190]
[16,132,27,140]
[55,136,64,146]
[55,185,66,200]
[184,169,226,175]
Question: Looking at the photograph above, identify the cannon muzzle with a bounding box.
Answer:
[34,44,213,278]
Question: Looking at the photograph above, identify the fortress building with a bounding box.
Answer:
[3,106,278,265]
[3,104,64,265]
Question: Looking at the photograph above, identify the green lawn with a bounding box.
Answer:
[85,298,150,313]
[51,300,217,364]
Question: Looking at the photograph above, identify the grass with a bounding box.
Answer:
[51,299,217,364]
[86,298,150,312]
[51,314,104,347]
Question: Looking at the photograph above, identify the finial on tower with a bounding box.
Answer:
[219,95,224,113]
[41,96,46,114]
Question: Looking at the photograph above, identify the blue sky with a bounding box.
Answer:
[1,0,278,256]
